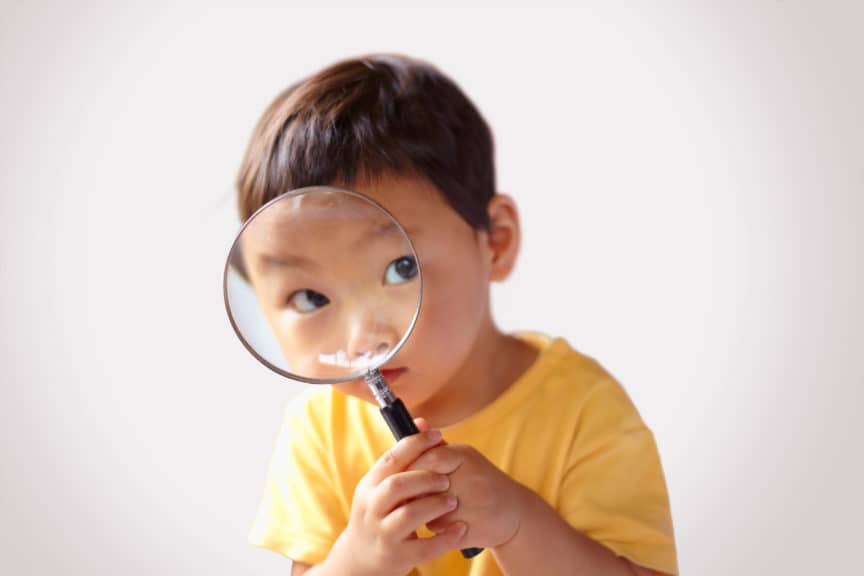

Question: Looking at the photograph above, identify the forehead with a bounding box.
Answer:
[238,187,415,272]
[247,188,396,238]
[340,173,467,233]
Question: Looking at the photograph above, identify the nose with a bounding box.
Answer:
[344,310,400,367]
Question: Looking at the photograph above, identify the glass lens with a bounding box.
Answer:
[223,186,422,383]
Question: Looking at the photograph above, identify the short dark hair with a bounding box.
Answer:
[235,54,496,229]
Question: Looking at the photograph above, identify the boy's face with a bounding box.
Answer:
[331,174,496,409]
[239,173,497,410]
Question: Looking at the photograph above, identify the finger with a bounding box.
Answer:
[404,522,467,565]
[369,429,444,485]
[369,470,451,517]
[407,444,464,475]
[426,512,459,534]
[382,493,459,539]
[413,418,449,446]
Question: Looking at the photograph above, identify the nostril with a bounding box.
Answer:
[375,342,390,356]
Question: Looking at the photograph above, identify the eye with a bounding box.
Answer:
[384,255,418,285]
[287,289,330,313]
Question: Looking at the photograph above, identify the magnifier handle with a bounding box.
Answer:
[379,399,484,560]
[380,399,419,439]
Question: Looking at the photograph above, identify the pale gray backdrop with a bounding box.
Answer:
[1,1,862,574]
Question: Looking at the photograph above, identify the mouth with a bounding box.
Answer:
[379,367,408,384]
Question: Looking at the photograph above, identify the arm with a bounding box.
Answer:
[292,483,663,576]
[291,480,660,576]
[491,484,664,576]
[410,443,670,576]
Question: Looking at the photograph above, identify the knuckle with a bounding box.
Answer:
[385,474,405,493]
[382,446,397,466]
[424,448,446,468]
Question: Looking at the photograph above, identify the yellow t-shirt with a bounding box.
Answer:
[249,334,678,575]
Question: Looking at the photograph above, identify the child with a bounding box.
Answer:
[237,54,677,576]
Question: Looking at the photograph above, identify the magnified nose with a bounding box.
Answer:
[344,312,400,368]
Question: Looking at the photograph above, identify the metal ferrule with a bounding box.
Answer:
[365,369,395,407]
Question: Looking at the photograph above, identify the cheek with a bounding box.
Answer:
[411,258,489,358]
[272,311,347,378]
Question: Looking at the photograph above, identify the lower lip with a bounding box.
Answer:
[380,368,407,384]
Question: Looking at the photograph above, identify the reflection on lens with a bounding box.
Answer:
[223,186,422,384]
[318,348,390,370]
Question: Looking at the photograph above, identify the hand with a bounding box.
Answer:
[324,421,468,576]
[407,440,529,550]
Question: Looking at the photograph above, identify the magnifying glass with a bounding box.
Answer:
[223,185,482,559]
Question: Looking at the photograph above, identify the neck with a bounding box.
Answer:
[411,320,538,429]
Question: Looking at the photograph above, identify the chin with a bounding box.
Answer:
[397,386,439,413]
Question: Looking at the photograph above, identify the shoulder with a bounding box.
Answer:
[521,333,629,401]
[518,333,647,434]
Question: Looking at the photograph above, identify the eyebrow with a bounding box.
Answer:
[253,223,421,275]
[359,221,421,244]
[256,253,318,274]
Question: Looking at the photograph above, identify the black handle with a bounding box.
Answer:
[380,398,419,439]
[380,398,484,560]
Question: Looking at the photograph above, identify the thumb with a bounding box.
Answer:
[413,418,448,446]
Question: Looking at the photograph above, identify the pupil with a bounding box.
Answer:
[396,257,416,278]
[309,291,328,306]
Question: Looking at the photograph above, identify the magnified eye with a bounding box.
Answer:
[287,289,330,313]
[384,255,418,285]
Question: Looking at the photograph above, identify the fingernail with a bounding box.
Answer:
[446,495,458,509]
[427,430,442,442]
[436,475,450,490]
[454,522,467,537]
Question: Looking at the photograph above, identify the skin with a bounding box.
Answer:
[242,173,665,576]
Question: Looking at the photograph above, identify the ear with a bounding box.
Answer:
[484,194,521,282]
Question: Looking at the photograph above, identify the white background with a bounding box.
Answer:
[2,1,862,574]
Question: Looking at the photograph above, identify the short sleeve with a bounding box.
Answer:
[248,393,349,566]
[559,379,678,575]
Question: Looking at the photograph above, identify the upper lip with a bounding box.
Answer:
[380,366,407,376]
